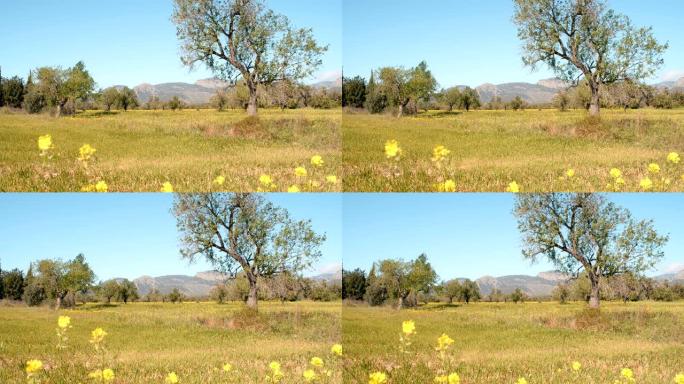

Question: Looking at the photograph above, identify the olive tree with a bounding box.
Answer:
[172,0,327,116]
[513,0,667,116]
[376,61,437,117]
[514,194,667,309]
[29,254,95,309]
[173,193,325,311]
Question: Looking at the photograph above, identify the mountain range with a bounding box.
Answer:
[117,77,342,105]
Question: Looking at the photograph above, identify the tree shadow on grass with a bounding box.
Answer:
[420,303,463,311]
[78,111,121,118]
[78,303,120,311]
[420,111,463,119]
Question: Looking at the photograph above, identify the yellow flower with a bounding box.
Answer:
[667,152,681,164]
[102,369,115,382]
[516,378,528,384]
[431,145,451,162]
[434,375,448,383]
[402,320,415,335]
[259,174,273,186]
[615,177,625,186]
[447,373,460,384]
[648,163,660,174]
[621,368,634,379]
[326,175,338,184]
[310,155,324,167]
[287,185,300,193]
[165,372,179,384]
[610,168,622,179]
[436,333,455,352]
[674,373,684,384]
[330,344,343,357]
[25,359,43,374]
[161,181,174,193]
[95,180,108,193]
[213,175,226,186]
[303,369,317,382]
[437,179,457,192]
[566,169,575,178]
[222,363,233,372]
[572,361,581,371]
[369,372,387,384]
[90,327,107,344]
[269,362,281,372]
[310,357,324,368]
[38,134,53,151]
[384,140,401,159]
[640,177,653,191]
[57,315,71,329]
[506,181,520,193]
[295,166,308,177]
[78,144,97,162]
[89,369,103,379]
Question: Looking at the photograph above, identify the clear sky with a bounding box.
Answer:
[0,193,342,282]
[342,193,684,281]
[343,0,684,88]
[0,0,341,88]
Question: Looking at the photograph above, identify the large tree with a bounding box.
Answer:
[342,76,367,108]
[172,0,327,116]
[28,62,95,116]
[513,0,667,116]
[342,268,367,301]
[376,61,437,117]
[173,193,325,310]
[29,254,96,309]
[514,194,667,308]
[373,254,437,309]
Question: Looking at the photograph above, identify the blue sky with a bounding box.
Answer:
[0,194,342,281]
[343,0,684,88]
[0,0,341,88]
[342,194,684,281]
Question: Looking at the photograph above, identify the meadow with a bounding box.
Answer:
[342,301,684,384]
[342,108,684,192]
[0,301,342,383]
[0,108,341,192]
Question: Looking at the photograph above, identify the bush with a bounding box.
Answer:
[365,282,387,306]
[23,284,46,306]
[23,90,46,114]
[366,92,387,114]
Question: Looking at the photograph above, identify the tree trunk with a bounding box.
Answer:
[589,83,600,117]
[246,282,258,311]
[55,295,62,310]
[588,278,600,309]
[247,87,258,117]
[397,295,404,309]
[56,103,63,117]
[397,103,405,118]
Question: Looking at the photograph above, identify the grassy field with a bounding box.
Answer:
[342,108,684,192]
[0,108,340,192]
[0,301,341,383]
[342,301,684,384]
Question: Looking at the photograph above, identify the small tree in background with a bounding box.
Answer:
[514,194,668,309]
[168,96,183,111]
[459,279,481,303]
[117,87,139,111]
[441,87,462,112]
[459,87,480,111]
[100,87,120,111]
[443,279,462,304]
[168,288,183,303]
[510,287,525,303]
[342,268,367,301]
[342,76,367,108]
[1,76,25,108]
[117,279,139,303]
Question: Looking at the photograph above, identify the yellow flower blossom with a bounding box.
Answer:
[38,135,53,152]
[303,369,317,382]
[572,361,581,371]
[269,362,281,371]
[516,378,528,384]
[165,372,179,384]
[57,315,71,329]
[287,185,300,193]
[78,144,97,162]
[326,175,338,184]
[431,145,451,162]
[384,140,401,159]
[89,369,103,379]
[621,368,634,380]
[95,180,108,193]
[436,333,455,352]
[667,152,681,164]
[610,168,622,179]
[310,357,324,368]
[369,372,387,384]
[161,182,174,193]
[648,163,660,174]
[566,169,575,178]
[213,175,226,186]
[102,368,115,382]
[222,363,233,372]
[437,179,457,192]
[506,181,520,193]
[295,166,308,177]
[310,155,324,167]
[674,373,684,384]
[447,373,460,384]
[25,359,43,374]
[331,343,343,356]
[90,327,107,344]
[640,178,653,191]
[402,320,415,335]
[434,375,448,383]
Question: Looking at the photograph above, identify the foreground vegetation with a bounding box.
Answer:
[0,301,341,383]
[342,108,684,192]
[0,108,340,192]
[343,301,684,384]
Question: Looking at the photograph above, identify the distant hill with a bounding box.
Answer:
[123,77,342,105]
[654,77,684,90]
[473,79,566,105]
